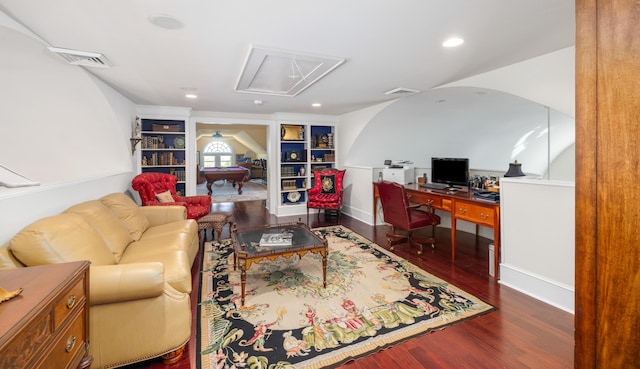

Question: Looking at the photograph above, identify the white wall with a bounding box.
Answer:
[499,178,575,313]
[442,46,575,118]
[0,15,136,244]
[338,48,575,227]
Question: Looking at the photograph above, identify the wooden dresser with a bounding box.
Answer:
[0,261,92,369]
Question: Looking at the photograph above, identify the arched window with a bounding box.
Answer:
[202,141,233,168]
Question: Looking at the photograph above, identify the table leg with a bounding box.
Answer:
[322,250,327,288]
[240,265,246,306]
[451,218,457,262]
[237,181,243,194]
[206,181,213,196]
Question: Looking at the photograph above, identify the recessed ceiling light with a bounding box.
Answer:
[312,103,322,107]
[185,94,197,99]
[254,100,263,105]
[149,14,184,30]
[442,37,464,48]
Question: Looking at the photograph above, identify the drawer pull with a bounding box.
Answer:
[65,335,76,353]
[458,208,467,214]
[66,294,76,309]
[480,213,489,219]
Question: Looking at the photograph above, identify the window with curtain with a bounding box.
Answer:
[202,141,233,168]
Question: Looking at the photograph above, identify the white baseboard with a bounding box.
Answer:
[341,204,373,225]
[499,263,575,314]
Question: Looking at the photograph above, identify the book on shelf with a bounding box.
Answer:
[259,233,293,247]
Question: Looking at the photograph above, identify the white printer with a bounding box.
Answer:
[382,160,415,185]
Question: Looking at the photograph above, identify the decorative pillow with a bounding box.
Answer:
[155,190,174,203]
[320,174,336,194]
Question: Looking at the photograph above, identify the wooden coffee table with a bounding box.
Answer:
[230,221,328,306]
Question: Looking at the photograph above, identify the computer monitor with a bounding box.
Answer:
[431,157,469,189]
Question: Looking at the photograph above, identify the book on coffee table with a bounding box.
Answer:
[259,233,293,247]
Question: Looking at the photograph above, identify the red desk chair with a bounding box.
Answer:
[132,172,211,221]
[306,169,346,221]
[377,180,441,254]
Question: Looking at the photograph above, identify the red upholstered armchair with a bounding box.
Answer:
[307,169,346,220]
[377,180,441,255]
[132,172,211,220]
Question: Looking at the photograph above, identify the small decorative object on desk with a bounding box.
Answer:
[259,233,293,247]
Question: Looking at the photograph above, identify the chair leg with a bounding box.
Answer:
[408,233,424,255]
[410,233,437,254]
[386,226,408,251]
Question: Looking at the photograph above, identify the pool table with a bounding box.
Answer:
[200,167,249,196]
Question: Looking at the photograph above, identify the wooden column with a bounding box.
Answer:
[575,0,640,367]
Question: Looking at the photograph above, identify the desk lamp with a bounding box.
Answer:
[504,160,525,177]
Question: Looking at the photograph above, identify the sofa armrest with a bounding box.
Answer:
[141,205,187,226]
[90,263,165,305]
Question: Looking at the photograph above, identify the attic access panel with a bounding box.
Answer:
[235,46,345,97]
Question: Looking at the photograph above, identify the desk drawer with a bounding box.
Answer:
[407,192,445,210]
[454,201,496,226]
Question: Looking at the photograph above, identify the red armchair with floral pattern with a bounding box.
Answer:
[132,172,211,220]
[306,168,346,220]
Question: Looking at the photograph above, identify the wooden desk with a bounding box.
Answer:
[373,182,500,279]
[200,167,249,195]
[0,261,92,369]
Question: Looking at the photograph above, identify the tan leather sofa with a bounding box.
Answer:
[0,193,199,369]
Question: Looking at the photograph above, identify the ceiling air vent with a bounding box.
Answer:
[47,47,112,68]
[384,87,421,96]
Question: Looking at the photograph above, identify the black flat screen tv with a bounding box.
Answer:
[431,157,469,188]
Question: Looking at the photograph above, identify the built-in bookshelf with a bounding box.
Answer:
[140,119,187,195]
[278,122,336,211]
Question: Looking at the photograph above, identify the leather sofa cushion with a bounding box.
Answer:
[99,193,150,241]
[9,213,116,266]
[139,221,199,264]
[142,219,197,238]
[65,201,133,263]
[119,249,192,294]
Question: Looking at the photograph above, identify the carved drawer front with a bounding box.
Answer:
[455,201,496,226]
[36,309,86,369]
[54,278,86,329]
[0,312,53,369]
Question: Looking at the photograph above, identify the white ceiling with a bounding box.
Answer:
[0,0,575,116]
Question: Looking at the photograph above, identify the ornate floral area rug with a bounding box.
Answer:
[198,225,494,369]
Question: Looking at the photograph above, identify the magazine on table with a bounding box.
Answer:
[259,233,293,247]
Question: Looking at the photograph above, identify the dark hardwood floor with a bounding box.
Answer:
[125,200,574,369]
